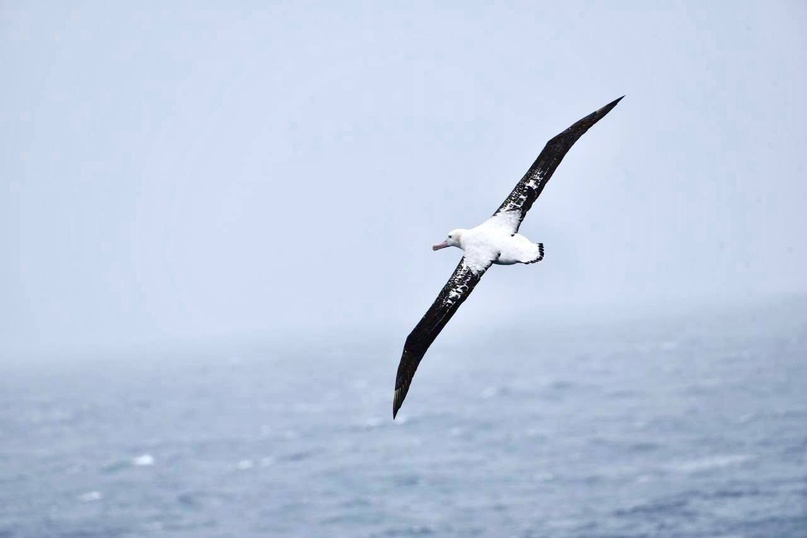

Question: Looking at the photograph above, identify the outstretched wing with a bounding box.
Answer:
[492,96,624,233]
[393,258,490,418]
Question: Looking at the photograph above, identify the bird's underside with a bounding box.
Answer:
[393,96,624,418]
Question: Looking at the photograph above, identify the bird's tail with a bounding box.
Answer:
[525,243,544,264]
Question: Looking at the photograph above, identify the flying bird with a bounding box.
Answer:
[392,96,624,419]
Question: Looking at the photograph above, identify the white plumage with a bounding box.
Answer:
[433,210,544,273]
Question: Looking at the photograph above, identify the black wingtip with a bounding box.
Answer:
[597,95,625,116]
[549,95,624,146]
[392,387,402,419]
[392,377,414,419]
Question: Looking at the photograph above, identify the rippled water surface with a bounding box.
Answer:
[2,299,806,537]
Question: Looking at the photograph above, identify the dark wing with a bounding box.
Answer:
[393,258,490,418]
[493,96,624,233]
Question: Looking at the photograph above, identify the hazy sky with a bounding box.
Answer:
[2,2,806,357]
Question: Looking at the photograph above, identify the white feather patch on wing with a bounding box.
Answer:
[482,209,522,235]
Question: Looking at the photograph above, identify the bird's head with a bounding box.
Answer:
[432,229,465,251]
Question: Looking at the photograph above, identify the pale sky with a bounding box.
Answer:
[2,1,806,358]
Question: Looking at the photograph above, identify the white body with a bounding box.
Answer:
[433,210,543,273]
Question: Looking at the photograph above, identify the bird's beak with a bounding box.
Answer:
[432,241,449,251]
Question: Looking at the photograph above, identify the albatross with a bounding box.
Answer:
[392,96,624,419]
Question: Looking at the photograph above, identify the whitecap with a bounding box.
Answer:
[671,454,754,473]
[362,417,383,429]
[78,491,102,502]
[132,454,155,466]
[236,459,254,471]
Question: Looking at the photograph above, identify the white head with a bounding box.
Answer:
[432,229,465,251]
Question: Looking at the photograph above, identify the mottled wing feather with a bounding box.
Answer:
[494,96,624,233]
[393,258,489,418]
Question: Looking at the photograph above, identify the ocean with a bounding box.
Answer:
[2,298,806,537]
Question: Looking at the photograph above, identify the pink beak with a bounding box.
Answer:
[432,241,449,251]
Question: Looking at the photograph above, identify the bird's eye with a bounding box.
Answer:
[448,235,453,239]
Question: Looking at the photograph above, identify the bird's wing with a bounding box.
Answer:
[490,96,624,234]
[393,258,490,418]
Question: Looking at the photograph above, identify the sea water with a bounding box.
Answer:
[1,299,805,537]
